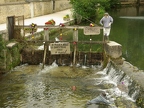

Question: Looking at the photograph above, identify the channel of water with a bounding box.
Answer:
[110,6,144,70]
[0,61,139,108]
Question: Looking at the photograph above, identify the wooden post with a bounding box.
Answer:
[89,35,92,63]
[7,16,15,40]
[22,15,25,40]
[73,44,77,65]
[43,27,49,65]
[73,28,78,65]
[42,42,47,69]
[90,35,92,52]
[44,28,49,41]
[73,28,78,42]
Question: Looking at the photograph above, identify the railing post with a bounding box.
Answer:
[42,42,47,69]
[42,28,48,67]
[44,28,49,41]
[73,28,78,65]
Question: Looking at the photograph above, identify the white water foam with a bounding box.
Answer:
[95,67,136,103]
[82,65,89,69]
[96,70,107,75]
[38,61,58,75]
[12,63,28,71]
[38,45,44,50]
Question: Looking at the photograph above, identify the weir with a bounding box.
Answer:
[1,15,144,107]
[105,60,144,107]
[105,61,140,100]
[86,59,141,108]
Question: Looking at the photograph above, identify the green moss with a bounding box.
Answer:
[0,35,6,51]
[136,95,144,107]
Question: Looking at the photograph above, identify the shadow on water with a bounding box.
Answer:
[0,61,139,108]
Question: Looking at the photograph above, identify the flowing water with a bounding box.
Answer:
[0,62,138,108]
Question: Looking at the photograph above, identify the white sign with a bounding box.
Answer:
[50,42,70,55]
[84,26,100,35]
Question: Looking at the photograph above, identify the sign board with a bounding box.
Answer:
[84,27,100,35]
[50,42,70,55]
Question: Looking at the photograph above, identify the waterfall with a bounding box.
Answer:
[105,61,140,101]
[82,54,88,69]
[38,60,58,75]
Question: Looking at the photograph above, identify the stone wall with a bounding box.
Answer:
[0,0,23,3]
[0,1,71,24]
[0,38,21,74]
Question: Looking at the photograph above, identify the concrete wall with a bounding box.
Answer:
[0,0,25,3]
[0,1,71,24]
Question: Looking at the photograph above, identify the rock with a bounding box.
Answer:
[105,41,122,59]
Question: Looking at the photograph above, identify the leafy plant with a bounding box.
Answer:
[70,0,110,22]
[0,35,6,51]
[109,0,121,9]
[70,0,120,23]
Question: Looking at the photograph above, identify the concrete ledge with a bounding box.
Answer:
[118,61,144,89]
[105,41,122,59]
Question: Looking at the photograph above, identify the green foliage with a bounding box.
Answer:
[136,97,144,107]
[109,0,121,9]
[70,0,109,22]
[70,0,120,23]
[0,35,6,51]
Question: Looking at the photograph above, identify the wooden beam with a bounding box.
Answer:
[26,40,104,44]
[42,43,47,69]
[15,25,102,29]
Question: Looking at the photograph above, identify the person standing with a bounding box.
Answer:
[100,12,113,42]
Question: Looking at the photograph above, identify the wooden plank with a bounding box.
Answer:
[26,40,104,44]
[15,25,102,29]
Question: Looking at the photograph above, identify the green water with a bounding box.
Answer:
[50,6,144,70]
[109,6,144,70]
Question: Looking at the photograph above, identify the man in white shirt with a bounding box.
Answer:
[100,13,113,42]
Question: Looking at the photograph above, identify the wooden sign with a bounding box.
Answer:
[84,26,100,35]
[50,42,70,55]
